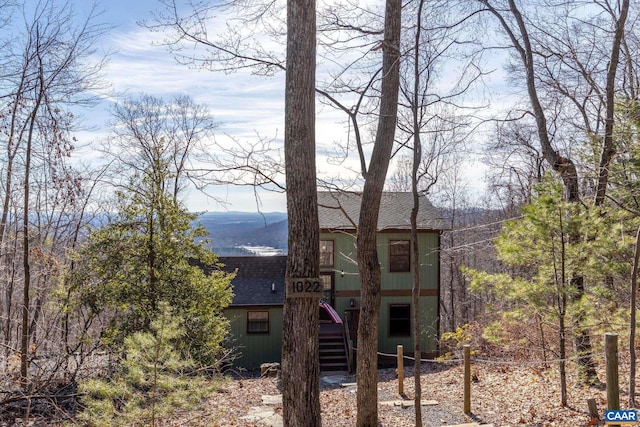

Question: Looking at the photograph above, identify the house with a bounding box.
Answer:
[221,191,448,370]
[317,191,447,359]
[221,256,286,370]
[221,255,351,371]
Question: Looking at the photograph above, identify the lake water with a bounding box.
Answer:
[237,245,285,256]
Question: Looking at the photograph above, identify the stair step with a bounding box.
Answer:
[320,354,347,363]
[320,362,349,368]
[320,354,348,360]
[318,329,349,373]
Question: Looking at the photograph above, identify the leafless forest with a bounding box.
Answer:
[1,0,640,425]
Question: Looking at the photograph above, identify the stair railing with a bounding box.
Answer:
[343,312,353,373]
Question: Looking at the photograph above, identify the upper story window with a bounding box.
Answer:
[320,239,335,267]
[389,239,410,272]
[247,311,270,334]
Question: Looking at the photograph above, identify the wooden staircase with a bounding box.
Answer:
[319,323,350,372]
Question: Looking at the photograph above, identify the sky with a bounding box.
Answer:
[65,0,292,212]
[53,0,493,213]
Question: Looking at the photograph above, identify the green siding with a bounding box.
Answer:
[321,231,439,288]
[225,230,441,369]
[322,232,361,291]
[377,232,440,290]
[377,295,439,354]
[322,230,441,355]
[225,307,283,370]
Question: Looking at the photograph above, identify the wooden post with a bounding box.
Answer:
[629,226,640,407]
[587,398,599,420]
[397,344,404,395]
[606,333,620,416]
[348,340,354,374]
[464,344,471,414]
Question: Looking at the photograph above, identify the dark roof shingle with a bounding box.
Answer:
[318,191,448,231]
[219,256,286,306]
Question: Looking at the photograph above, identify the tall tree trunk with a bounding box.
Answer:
[447,226,456,331]
[20,32,48,385]
[356,1,401,425]
[595,0,629,206]
[281,0,321,425]
[4,234,18,365]
[410,1,425,423]
[2,71,28,366]
[558,208,568,406]
[411,185,422,427]
[20,109,37,385]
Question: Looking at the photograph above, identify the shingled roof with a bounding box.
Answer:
[317,191,448,231]
[219,256,286,307]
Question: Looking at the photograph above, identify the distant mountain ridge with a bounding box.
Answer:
[196,211,288,256]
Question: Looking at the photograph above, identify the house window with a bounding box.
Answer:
[389,240,411,272]
[320,239,335,267]
[320,272,335,307]
[389,304,411,336]
[247,311,270,334]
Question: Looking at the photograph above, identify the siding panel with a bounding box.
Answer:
[322,229,441,357]
[225,307,284,370]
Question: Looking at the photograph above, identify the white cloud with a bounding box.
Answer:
[72,0,507,213]
[94,19,366,211]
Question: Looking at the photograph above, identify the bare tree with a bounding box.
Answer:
[432,160,473,332]
[408,3,426,417]
[484,121,547,209]
[106,93,218,204]
[596,0,630,205]
[353,1,401,424]
[0,0,107,385]
[147,2,407,423]
[280,0,322,424]
[474,0,632,385]
[392,4,481,418]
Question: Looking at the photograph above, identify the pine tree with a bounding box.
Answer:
[77,303,219,427]
[465,176,631,404]
[63,169,233,365]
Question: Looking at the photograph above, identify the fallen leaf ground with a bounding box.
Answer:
[1,350,634,426]
[203,351,636,427]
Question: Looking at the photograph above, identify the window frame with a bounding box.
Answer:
[320,271,335,307]
[388,303,411,337]
[246,310,270,335]
[389,239,411,273]
[320,239,335,268]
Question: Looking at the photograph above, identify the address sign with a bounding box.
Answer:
[286,278,323,298]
